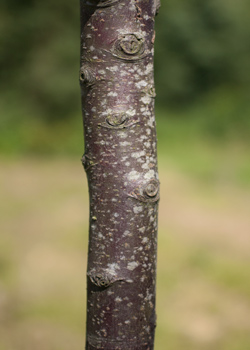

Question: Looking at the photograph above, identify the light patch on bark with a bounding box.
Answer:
[133,206,143,214]
[144,169,155,180]
[135,80,148,89]
[127,261,139,271]
[128,170,140,181]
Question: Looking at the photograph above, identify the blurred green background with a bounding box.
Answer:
[0,0,250,349]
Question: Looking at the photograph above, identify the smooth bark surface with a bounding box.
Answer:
[80,1,160,349]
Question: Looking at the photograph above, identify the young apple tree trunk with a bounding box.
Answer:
[80,1,160,349]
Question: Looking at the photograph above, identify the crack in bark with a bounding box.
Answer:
[135,0,142,21]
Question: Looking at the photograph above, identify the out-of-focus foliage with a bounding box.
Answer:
[0,0,80,121]
[155,0,250,106]
[0,0,250,154]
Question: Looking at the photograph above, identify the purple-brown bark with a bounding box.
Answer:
[80,1,160,349]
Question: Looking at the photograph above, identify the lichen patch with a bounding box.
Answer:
[127,261,139,271]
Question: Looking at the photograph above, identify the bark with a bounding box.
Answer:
[80,1,160,349]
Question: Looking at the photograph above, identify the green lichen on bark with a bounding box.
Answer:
[80,1,159,349]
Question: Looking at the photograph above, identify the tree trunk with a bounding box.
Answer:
[80,1,160,349]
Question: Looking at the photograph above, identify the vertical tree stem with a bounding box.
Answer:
[80,1,160,349]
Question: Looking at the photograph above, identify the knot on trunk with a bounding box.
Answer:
[98,111,139,129]
[79,65,95,87]
[81,154,97,171]
[88,272,114,288]
[143,85,156,98]
[87,267,124,288]
[129,179,160,203]
[112,33,148,61]
[119,34,143,56]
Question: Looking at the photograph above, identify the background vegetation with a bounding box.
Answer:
[1,0,250,154]
[0,1,250,349]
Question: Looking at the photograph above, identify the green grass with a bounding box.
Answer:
[1,89,250,349]
[0,157,249,349]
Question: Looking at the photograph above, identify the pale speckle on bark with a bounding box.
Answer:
[80,0,159,349]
